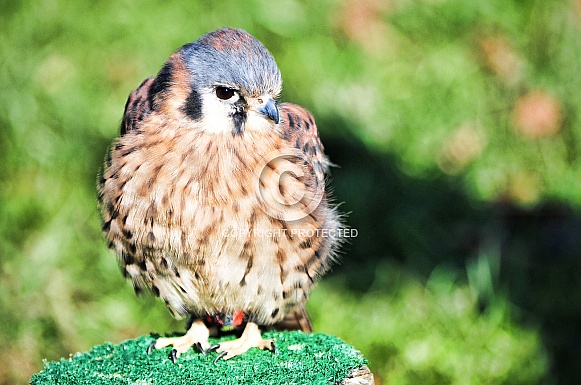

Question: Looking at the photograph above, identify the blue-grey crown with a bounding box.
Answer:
[180,28,282,97]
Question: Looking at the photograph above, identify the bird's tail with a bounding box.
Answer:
[268,306,313,332]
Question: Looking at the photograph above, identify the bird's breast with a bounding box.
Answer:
[101,127,330,324]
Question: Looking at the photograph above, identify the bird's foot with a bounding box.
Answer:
[212,321,275,361]
[148,319,210,362]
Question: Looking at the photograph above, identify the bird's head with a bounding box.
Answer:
[148,28,282,135]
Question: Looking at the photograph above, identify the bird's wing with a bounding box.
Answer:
[278,103,330,181]
[120,77,155,135]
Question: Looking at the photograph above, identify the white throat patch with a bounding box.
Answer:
[198,89,238,134]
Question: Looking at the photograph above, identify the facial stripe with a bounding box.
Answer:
[231,97,247,135]
[148,61,174,110]
[182,88,203,120]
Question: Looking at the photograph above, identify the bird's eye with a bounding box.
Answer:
[216,86,235,100]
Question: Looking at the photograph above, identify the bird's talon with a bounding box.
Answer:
[214,351,228,363]
[147,341,157,355]
[194,342,205,354]
[207,344,220,353]
[170,349,178,363]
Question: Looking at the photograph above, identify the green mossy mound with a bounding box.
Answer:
[31,331,367,385]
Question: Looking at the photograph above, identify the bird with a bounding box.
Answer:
[98,28,341,362]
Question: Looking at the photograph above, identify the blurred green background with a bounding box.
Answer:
[2,0,581,384]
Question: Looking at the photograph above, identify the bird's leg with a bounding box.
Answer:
[150,319,210,361]
[213,321,275,361]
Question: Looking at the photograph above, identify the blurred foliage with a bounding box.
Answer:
[2,0,581,384]
[310,267,547,385]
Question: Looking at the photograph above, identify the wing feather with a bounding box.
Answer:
[279,103,330,181]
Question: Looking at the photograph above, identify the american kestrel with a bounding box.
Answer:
[99,28,341,362]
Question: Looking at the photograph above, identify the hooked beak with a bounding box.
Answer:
[257,97,279,124]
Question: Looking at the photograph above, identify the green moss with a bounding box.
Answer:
[31,331,367,385]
